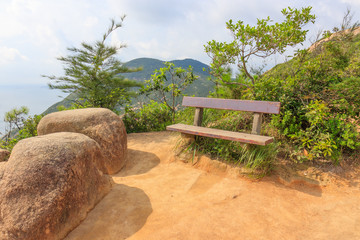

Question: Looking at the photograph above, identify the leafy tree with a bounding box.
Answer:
[204,6,315,98]
[43,17,142,111]
[3,106,29,141]
[20,114,43,137]
[1,107,42,152]
[140,62,199,122]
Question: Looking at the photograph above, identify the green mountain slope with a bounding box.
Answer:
[124,57,211,81]
[123,57,213,97]
[43,58,214,115]
[42,92,78,115]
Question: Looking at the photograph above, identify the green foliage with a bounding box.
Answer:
[284,101,359,163]
[329,77,360,116]
[204,6,315,97]
[43,17,142,111]
[124,58,211,83]
[4,106,29,130]
[271,94,359,163]
[140,62,199,122]
[251,16,360,163]
[3,106,29,142]
[20,114,42,137]
[123,101,172,133]
[1,114,42,152]
[56,103,86,112]
[259,26,360,106]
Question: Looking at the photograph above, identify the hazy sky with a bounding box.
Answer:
[0,0,359,86]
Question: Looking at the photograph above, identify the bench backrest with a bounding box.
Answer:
[182,97,281,114]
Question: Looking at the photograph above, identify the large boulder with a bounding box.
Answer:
[0,132,112,240]
[37,108,127,174]
[0,149,10,162]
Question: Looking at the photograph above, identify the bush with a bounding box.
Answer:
[273,100,359,163]
[253,30,360,164]
[0,114,42,152]
[123,101,172,133]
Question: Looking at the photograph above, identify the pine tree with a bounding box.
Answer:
[44,16,141,111]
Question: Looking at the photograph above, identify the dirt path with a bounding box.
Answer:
[65,132,360,240]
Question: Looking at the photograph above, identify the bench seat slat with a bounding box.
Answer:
[182,96,280,114]
[166,124,273,146]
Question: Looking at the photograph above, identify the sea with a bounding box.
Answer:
[0,84,66,136]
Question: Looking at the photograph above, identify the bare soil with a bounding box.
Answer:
[65,131,360,240]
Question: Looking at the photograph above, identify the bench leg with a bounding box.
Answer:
[194,107,203,126]
[251,113,262,135]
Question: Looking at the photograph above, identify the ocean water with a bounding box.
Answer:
[0,84,66,135]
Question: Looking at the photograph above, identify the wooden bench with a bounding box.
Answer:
[166,96,281,145]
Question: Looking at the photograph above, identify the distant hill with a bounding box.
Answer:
[124,58,213,97]
[42,92,78,115]
[124,58,211,81]
[43,58,214,115]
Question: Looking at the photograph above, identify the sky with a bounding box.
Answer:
[0,0,359,131]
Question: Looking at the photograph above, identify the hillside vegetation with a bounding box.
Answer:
[43,58,214,115]
[189,26,360,174]
[257,27,360,162]
[124,58,211,80]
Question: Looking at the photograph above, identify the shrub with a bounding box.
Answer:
[123,101,172,133]
[274,101,359,163]
[0,114,42,152]
[253,28,360,164]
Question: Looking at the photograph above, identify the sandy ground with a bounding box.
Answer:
[65,131,360,240]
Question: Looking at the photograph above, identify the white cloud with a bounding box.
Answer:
[341,0,360,6]
[0,47,28,65]
[84,17,99,28]
[136,39,160,57]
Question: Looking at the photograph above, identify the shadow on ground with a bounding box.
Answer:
[115,149,160,177]
[65,184,152,240]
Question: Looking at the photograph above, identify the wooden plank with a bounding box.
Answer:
[251,113,262,135]
[182,96,280,114]
[193,107,203,126]
[166,124,273,145]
